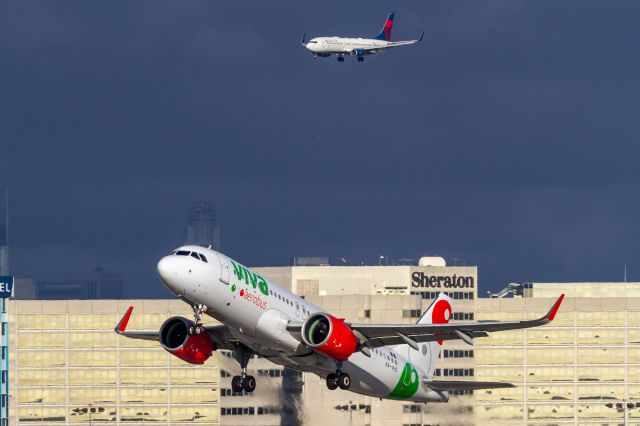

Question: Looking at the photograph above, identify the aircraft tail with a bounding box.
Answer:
[394,293,453,379]
[374,12,394,41]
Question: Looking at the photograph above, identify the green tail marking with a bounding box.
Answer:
[388,363,420,399]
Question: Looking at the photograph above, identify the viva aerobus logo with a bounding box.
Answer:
[230,260,269,296]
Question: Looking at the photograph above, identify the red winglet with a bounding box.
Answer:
[546,294,565,321]
[116,306,134,333]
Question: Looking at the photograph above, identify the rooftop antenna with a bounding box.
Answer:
[5,187,8,248]
[3,187,8,275]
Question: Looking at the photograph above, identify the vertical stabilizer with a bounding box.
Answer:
[394,293,453,379]
[374,12,395,41]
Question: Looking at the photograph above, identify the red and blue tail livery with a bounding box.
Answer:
[375,12,395,41]
[302,11,423,62]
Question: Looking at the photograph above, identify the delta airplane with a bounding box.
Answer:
[302,12,424,62]
[114,246,564,402]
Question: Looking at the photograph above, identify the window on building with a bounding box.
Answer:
[402,309,421,318]
[358,309,371,319]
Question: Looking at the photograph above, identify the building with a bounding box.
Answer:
[254,264,477,299]
[291,257,331,266]
[29,269,123,300]
[185,203,221,250]
[247,264,479,425]
[4,263,640,425]
[474,285,640,425]
[1,276,13,426]
[9,299,221,425]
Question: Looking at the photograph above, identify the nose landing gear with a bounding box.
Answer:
[189,304,207,335]
[230,344,257,393]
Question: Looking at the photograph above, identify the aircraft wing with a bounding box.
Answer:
[423,380,515,391]
[383,31,425,49]
[113,306,239,350]
[352,31,425,55]
[287,294,564,348]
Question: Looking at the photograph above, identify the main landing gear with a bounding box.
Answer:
[337,55,344,62]
[189,304,207,335]
[325,361,351,390]
[357,56,364,62]
[231,344,257,393]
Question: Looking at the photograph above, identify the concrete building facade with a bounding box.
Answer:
[4,264,640,425]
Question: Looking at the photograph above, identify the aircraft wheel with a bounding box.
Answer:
[243,375,256,393]
[338,57,344,62]
[357,57,364,62]
[326,373,338,390]
[231,376,244,393]
[337,373,351,390]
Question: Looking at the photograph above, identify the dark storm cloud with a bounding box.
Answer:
[1,1,640,297]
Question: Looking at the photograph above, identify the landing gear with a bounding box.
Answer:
[337,55,344,62]
[325,372,350,390]
[326,373,338,390]
[357,56,364,62]
[337,373,351,389]
[231,344,256,393]
[231,374,256,393]
[189,304,207,335]
[325,361,351,390]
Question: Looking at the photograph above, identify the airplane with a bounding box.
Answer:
[114,245,565,402]
[302,12,424,62]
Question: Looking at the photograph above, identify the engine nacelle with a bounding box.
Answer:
[159,317,214,364]
[301,312,357,361]
[350,48,365,57]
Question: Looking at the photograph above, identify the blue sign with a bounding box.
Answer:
[0,276,13,298]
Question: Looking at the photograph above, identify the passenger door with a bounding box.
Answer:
[217,254,230,284]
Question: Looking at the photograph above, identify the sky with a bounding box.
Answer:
[1,1,640,298]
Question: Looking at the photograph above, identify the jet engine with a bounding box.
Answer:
[159,317,214,364]
[350,48,365,57]
[301,312,357,361]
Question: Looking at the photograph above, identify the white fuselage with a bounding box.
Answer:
[305,37,390,55]
[157,246,446,402]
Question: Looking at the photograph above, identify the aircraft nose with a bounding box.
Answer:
[157,256,177,288]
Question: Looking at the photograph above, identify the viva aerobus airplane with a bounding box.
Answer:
[302,12,424,62]
[114,245,564,402]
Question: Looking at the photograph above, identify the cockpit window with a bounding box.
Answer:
[190,252,200,260]
[175,250,190,256]
[199,254,208,263]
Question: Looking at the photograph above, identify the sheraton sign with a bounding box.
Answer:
[411,272,475,289]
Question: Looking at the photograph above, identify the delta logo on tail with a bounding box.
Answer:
[375,12,395,41]
[302,11,424,62]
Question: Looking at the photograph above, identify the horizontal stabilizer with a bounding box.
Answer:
[424,380,515,391]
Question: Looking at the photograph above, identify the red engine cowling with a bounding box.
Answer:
[159,317,214,364]
[301,312,357,361]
